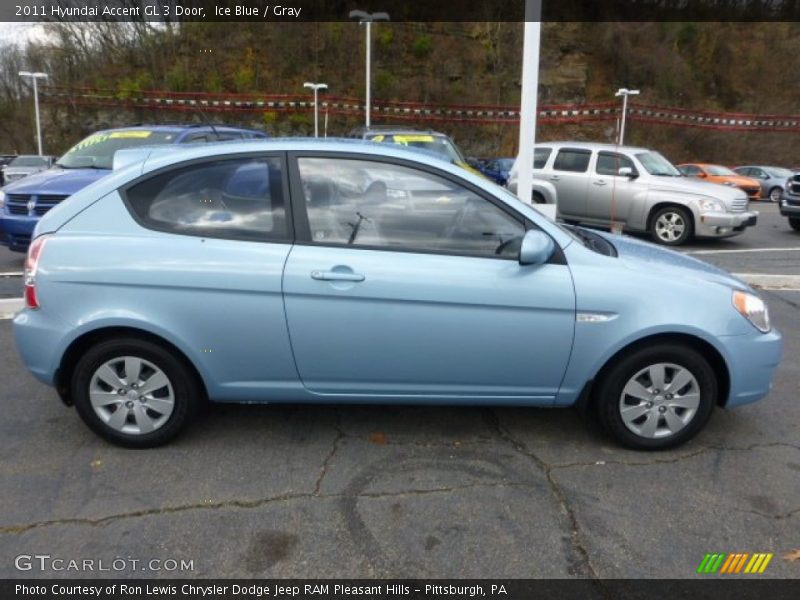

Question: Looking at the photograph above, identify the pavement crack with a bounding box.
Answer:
[485,410,603,584]
[729,506,800,520]
[313,408,344,496]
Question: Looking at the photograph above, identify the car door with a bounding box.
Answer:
[544,148,591,218]
[586,151,647,224]
[282,153,576,402]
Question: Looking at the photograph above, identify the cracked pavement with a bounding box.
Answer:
[0,215,799,579]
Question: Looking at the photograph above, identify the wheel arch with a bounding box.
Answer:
[585,332,730,409]
[55,326,208,407]
[646,201,695,232]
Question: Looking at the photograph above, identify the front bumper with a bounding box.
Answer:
[0,213,37,251]
[779,196,800,217]
[695,210,758,238]
[720,327,783,408]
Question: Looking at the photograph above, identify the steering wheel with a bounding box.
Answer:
[494,237,520,255]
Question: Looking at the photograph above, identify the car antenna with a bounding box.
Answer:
[196,107,221,141]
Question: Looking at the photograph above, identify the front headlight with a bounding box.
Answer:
[0,190,5,209]
[697,199,724,212]
[733,290,771,333]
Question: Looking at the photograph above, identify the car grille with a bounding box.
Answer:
[789,175,800,196]
[742,186,760,199]
[730,197,748,212]
[5,193,68,216]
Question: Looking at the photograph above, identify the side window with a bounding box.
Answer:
[297,157,526,258]
[553,149,591,173]
[183,134,209,144]
[596,152,636,176]
[125,157,287,241]
[533,147,552,169]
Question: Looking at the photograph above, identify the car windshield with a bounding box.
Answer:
[635,152,682,176]
[767,167,793,178]
[9,156,48,167]
[368,134,464,163]
[56,130,177,169]
[706,165,737,176]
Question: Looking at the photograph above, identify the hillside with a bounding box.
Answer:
[1,21,800,165]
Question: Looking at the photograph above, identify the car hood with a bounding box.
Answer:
[593,229,751,291]
[647,176,746,202]
[710,175,759,187]
[2,167,110,195]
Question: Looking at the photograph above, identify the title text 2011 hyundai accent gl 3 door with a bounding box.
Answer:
[13,140,782,450]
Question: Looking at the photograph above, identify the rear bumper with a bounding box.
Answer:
[695,210,757,238]
[720,328,783,408]
[12,308,68,386]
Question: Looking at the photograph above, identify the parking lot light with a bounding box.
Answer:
[615,88,640,145]
[18,71,48,155]
[303,82,328,138]
[349,9,390,128]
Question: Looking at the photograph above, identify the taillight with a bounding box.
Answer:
[24,234,50,309]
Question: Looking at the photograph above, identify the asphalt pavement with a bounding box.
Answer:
[0,201,797,579]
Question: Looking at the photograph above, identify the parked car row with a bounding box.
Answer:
[507,142,757,246]
[0,124,267,251]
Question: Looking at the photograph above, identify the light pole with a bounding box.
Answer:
[349,9,389,129]
[18,71,48,155]
[615,88,640,145]
[303,82,328,138]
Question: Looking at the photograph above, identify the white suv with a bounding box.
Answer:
[509,142,758,245]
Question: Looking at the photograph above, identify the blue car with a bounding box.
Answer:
[478,157,515,186]
[0,124,267,251]
[13,139,782,449]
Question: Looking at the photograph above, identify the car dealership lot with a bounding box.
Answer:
[0,203,797,579]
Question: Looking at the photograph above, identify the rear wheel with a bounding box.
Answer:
[650,206,693,246]
[789,217,800,232]
[594,344,716,450]
[769,187,783,203]
[72,337,200,448]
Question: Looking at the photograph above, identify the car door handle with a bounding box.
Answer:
[593,180,608,186]
[549,175,560,181]
[311,270,365,282]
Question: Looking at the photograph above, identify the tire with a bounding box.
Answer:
[649,206,693,246]
[594,344,716,450]
[768,187,783,203]
[72,337,200,448]
[789,217,800,232]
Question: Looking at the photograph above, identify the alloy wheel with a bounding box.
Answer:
[618,362,700,439]
[654,212,686,243]
[89,356,175,435]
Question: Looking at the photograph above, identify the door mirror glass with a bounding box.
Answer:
[519,229,555,266]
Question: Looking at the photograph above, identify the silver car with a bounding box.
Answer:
[513,142,757,246]
[1,155,55,184]
[733,165,794,202]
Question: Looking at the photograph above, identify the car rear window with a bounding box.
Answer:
[124,157,288,242]
[553,149,591,173]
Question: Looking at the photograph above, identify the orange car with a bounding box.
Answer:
[677,163,762,200]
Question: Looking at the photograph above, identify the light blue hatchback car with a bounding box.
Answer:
[13,140,782,449]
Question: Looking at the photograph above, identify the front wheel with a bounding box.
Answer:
[594,344,717,450]
[650,206,693,246]
[769,187,783,203]
[72,337,200,448]
[789,217,800,232]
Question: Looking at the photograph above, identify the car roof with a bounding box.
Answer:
[534,141,651,152]
[351,126,452,137]
[92,124,263,135]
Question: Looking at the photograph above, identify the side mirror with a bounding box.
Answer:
[697,172,707,178]
[618,167,636,178]
[519,229,555,266]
